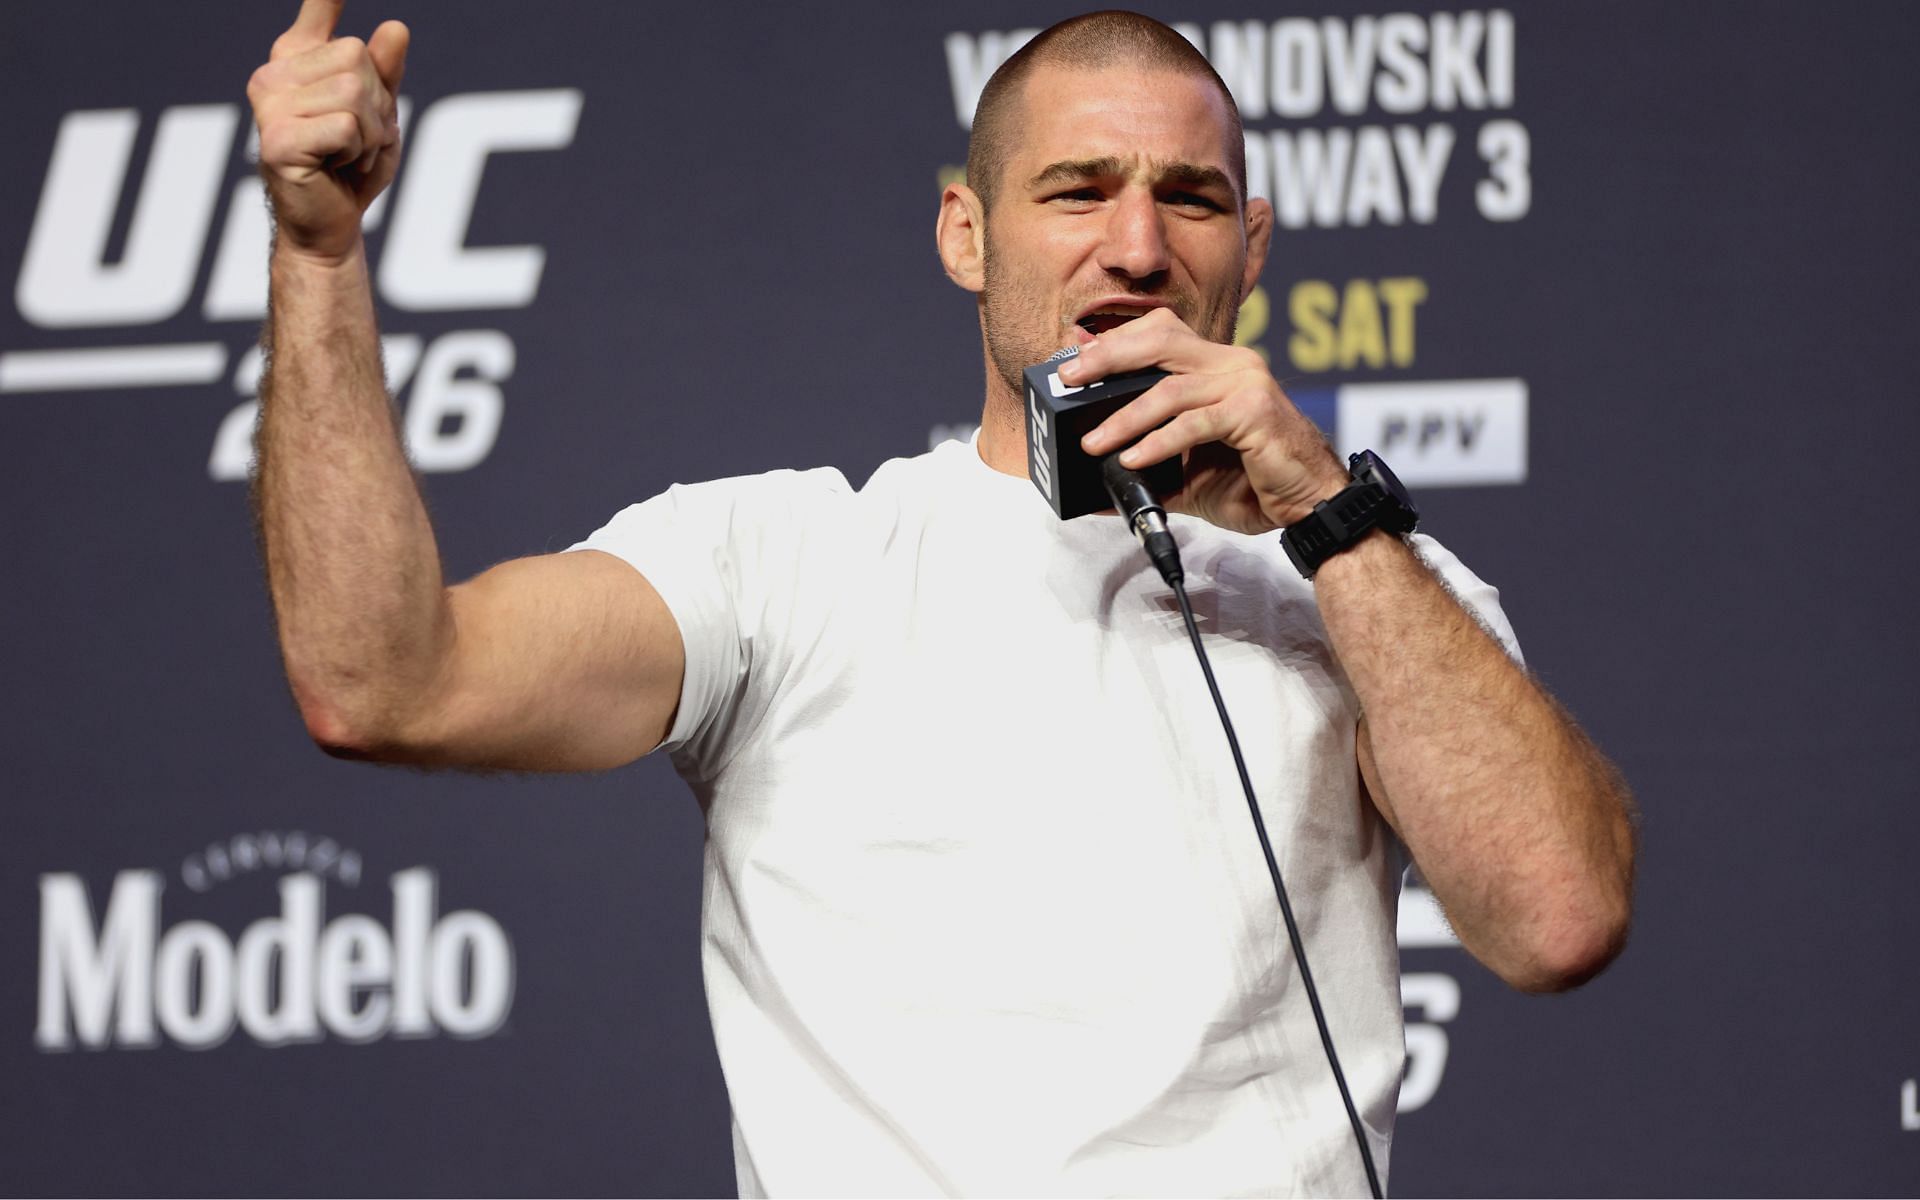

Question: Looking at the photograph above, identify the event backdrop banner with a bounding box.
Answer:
[2,1,1915,1195]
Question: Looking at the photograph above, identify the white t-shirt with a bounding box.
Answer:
[573,437,1519,1198]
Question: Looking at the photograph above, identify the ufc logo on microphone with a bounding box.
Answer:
[1027,385,1053,496]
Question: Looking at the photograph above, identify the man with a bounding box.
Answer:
[248,3,1636,1194]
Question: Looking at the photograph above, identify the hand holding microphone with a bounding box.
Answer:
[1059,309,1351,538]
[1022,345,1185,585]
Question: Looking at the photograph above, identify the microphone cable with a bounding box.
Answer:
[1104,458,1383,1199]
[1168,572,1384,1200]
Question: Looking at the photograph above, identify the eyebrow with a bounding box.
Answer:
[1024,156,1238,203]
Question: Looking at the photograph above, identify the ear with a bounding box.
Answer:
[1240,196,1274,302]
[937,182,987,294]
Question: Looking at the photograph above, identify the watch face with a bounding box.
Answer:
[1350,450,1420,529]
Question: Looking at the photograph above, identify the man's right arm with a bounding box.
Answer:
[250,0,682,772]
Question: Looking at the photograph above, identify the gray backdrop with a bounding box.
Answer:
[3,1,1915,1195]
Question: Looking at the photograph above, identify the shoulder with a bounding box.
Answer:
[641,441,959,518]
[578,464,853,546]
[685,444,961,533]
[573,440,990,575]
[855,440,968,496]
[659,463,858,514]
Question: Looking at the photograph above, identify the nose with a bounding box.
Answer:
[1097,188,1171,283]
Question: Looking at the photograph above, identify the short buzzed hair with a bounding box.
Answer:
[965,11,1247,212]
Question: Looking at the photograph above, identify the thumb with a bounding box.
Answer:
[369,19,410,96]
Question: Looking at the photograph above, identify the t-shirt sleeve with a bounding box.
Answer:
[1406,532,1524,666]
[566,467,850,777]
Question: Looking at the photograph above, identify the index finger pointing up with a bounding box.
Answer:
[277,0,345,57]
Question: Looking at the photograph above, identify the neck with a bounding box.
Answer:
[975,403,1026,477]
[974,356,1031,476]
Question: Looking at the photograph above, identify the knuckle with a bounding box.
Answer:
[336,72,368,106]
[334,35,368,57]
[1229,384,1268,412]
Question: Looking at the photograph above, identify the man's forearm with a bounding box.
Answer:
[1313,530,1637,992]
[253,243,450,749]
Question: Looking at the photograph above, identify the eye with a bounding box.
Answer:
[1046,187,1102,205]
[1164,191,1226,212]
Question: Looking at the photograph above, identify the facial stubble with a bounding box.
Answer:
[978,231,1245,409]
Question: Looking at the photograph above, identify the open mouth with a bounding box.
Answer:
[1074,304,1163,337]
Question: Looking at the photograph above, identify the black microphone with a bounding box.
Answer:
[1021,346,1181,521]
[1101,455,1184,586]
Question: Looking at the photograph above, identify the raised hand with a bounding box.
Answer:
[246,0,410,263]
[1065,308,1350,536]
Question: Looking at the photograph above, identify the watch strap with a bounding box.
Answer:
[1281,481,1397,579]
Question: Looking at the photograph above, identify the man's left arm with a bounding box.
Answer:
[1068,309,1637,993]
[1317,530,1636,993]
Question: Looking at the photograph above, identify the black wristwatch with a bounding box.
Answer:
[1280,450,1420,579]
